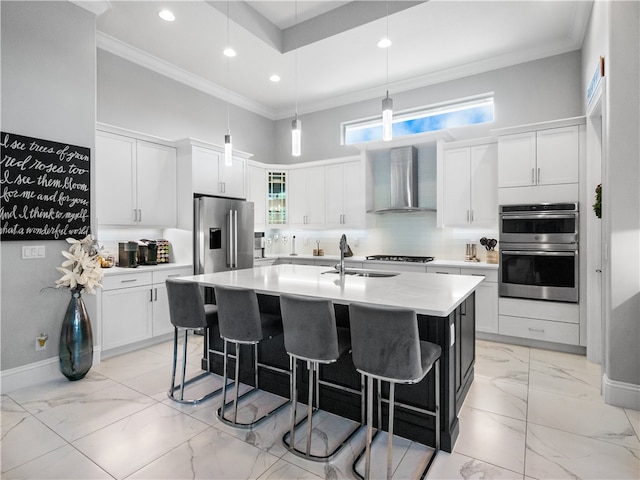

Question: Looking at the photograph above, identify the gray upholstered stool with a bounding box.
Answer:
[279,293,362,461]
[166,278,223,404]
[214,285,288,428]
[348,302,441,480]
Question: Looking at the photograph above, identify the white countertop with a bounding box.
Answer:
[103,263,192,276]
[181,264,484,317]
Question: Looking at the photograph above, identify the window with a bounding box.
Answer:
[342,96,494,145]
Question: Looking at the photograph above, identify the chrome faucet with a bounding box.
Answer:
[338,234,347,275]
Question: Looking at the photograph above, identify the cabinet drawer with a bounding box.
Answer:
[153,267,193,284]
[499,315,579,345]
[461,268,498,282]
[499,297,579,323]
[427,266,461,275]
[102,272,153,290]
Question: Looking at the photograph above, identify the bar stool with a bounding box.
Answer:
[348,302,441,480]
[279,293,362,461]
[214,285,288,428]
[166,278,223,404]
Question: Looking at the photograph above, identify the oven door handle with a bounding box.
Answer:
[501,250,576,257]
[501,214,577,220]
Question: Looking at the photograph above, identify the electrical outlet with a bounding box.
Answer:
[22,245,45,259]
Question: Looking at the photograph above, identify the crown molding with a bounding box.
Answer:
[96,32,278,120]
[70,0,111,16]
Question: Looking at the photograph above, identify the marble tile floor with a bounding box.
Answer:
[2,338,639,479]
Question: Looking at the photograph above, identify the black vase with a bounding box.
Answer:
[59,287,94,381]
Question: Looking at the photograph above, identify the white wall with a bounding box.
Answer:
[273,51,584,164]
[97,50,276,164]
[1,1,97,373]
[603,0,640,403]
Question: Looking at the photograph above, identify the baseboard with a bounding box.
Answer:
[0,348,102,394]
[603,373,640,410]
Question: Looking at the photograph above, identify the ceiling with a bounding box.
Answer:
[93,1,593,120]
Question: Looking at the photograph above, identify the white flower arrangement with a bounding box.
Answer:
[55,235,104,294]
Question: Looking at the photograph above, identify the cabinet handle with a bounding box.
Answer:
[529,327,545,333]
[531,168,535,184]
[470,210,474,222]
[435,271,450,274]
[138,209,142,222]
[133,209,137,222]
[150,289,154,302]
[222,182,226,193]
[466,210,470,222]
[167,274,181,278]
[537,167,541,183]
[154,288,158,301]
[121,279,138,283]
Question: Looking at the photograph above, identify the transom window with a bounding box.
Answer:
[342,95,495,145]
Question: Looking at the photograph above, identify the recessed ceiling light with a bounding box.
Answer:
[377,37,392,49]
[269,75,281,83]
[158,10,175,22]
[223,47,237,58]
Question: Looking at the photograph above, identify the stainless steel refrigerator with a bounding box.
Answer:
[194,195,254,274]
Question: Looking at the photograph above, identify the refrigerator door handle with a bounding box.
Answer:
[228,209,234,269]
[234,210,239,269]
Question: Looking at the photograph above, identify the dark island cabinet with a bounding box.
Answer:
[204,292,476,453]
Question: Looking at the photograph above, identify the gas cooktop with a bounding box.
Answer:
[366,255,435,263]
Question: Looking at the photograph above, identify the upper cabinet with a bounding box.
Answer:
[288,165,325,228]
[498,125,580,188]
[267,170,287,227]
[190,145,246,199]
[96,130,177,227]
[439,141,498,227]
[247,163,266,232]
[325,160,365,228]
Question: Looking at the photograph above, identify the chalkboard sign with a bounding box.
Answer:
[1,132,91,241]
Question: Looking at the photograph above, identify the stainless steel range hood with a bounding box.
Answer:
[372,146,434,213]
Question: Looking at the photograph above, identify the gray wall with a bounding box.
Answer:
[97,50,276,164]
[274,51,584,164]
[604,1,640,390]
[1,1,97,371]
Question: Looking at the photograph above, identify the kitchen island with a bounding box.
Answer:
[182,264,483,452]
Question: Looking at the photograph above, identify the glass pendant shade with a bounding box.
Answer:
[382,92,393,141]
[224,133,232,166]
[291,115,301,157]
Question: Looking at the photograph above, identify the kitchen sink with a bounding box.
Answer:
[322,269,398,278]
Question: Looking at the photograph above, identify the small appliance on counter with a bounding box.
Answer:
[140,239,158,265]
[465,242,479,262]
[118,241,139,268]
[156,239,170,263]
[254,232,265,259]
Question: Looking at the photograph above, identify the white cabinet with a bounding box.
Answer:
[325,161,365,228]
[440,142,497,227]
[498,297,579,345]
[96,131,177,227]
[247,164,266,231]
[288,166,325,228]
[461,268,498,334]
[100,266,192,353]
[191,145,246,199]
[498,125,579,188]
[427,265,498,334]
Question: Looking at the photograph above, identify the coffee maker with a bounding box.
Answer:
[140,239,158,265]
[118,241,139,268]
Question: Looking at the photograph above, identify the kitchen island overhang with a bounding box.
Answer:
[181,264,483,452]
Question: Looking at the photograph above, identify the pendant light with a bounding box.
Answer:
[291,1,301,157]
[224,0,233,166]
[381,2,393,142]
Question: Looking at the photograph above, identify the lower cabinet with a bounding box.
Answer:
[498,297,580,345]
[427,265,498,334]
[100,266,192,353]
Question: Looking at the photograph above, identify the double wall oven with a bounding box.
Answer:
[499,203,579,303]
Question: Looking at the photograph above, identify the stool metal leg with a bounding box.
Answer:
[220,339,230,421]
[169,327,179,397]
[289,356,298,449]
[306,361,315,456]
[232,342,241,424]
[387,382,395,480]
[180,329,189,401]
[365,375,374,480]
